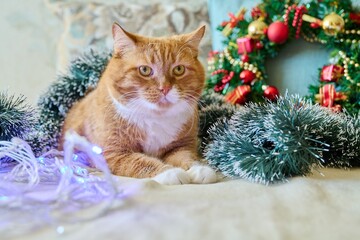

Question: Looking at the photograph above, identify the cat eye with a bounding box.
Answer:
[173,65,185,76]
[139,65,153,77]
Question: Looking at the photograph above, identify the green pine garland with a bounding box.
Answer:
[207,0,360,115]
[0,92,35,141]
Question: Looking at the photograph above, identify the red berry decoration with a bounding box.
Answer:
[255,41,263,49]
[263,86,279,101]
[241,54,249,62]
[240,70,256,84]
[251,7,267,20]
[267,21,289,44]
[310,22,321,28]
[349,12,360,24]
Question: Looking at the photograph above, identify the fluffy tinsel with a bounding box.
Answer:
[198,91,237,151]
[204,95,360,184]
[0,92,34,141]
[30,51,111,155]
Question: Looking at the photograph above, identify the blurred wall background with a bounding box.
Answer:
[0,0,60,106]
[0,0,354,105]
[0,0,210,106]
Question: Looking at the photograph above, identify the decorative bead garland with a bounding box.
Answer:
[223,48,263,80]
[338,50,359,83]
[284,5,307,39]
[339,29,360,44]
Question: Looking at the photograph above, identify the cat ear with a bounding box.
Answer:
[112,22,137,56]
[183,25,206,54]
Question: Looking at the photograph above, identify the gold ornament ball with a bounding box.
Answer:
[322,13,345,36]
[248,19,268,39]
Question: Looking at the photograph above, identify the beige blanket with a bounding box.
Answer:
[13,168,360,240]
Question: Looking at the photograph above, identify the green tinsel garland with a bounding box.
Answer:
[0,92,34,141]
[204,95,360,184]
[198,91,237,151]
[30,51,111,154]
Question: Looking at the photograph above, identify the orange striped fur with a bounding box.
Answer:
[60,23,217,184]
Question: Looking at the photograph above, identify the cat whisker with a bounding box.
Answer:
[126,99,146,123]
[181,91,204,108]
[182,102,197,137]
[120,91,139,100]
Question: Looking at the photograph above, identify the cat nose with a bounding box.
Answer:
[160,86,172,95]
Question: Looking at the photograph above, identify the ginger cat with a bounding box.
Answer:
[60,23,217,185]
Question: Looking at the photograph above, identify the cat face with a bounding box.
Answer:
[105,23,205,114]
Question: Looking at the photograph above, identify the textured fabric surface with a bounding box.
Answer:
[15,168,360,240]
[47,0,211,72]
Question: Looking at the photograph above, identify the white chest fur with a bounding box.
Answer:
[140,110,190,156]
[111,97,192,156]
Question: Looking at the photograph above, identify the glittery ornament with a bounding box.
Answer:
[247,19,267,40]
[322,13,345,36]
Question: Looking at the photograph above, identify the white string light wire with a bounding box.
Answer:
[0,131,133,238]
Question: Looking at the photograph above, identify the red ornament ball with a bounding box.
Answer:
[267,21,289,44]
[310,22,321,28]
[239,70,256,84]
[263,86,279,101]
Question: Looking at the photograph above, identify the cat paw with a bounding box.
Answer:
[153,168,191,185]
[187,165,217,184]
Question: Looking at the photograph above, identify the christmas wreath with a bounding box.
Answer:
[206,0,360,116]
